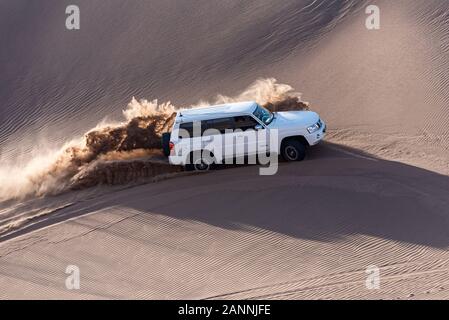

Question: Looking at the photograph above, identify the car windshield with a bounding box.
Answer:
[253,104,274,125]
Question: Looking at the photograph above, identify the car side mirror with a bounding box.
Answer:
[255,124,264,130]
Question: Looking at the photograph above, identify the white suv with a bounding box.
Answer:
[164,101,325,170]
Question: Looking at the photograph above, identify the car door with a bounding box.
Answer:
[203,117,235,163]
[233,116,257,158]
[178,121,205,162]
[233,115,268,157]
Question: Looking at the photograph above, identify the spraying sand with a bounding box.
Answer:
[0,78,307,202]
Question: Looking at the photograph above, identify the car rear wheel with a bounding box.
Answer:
[193,158,211,171]
[281,140,306,161]
[186,150,215,171]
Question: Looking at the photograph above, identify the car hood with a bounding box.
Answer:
[269,111,320,129]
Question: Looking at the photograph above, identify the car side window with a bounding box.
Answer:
[234,116,259,131]
[179,121,204,138]
[204,117,234,135]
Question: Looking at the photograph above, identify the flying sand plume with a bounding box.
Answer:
[0,78,308,201]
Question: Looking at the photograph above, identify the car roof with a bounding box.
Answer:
[177,101,258,122]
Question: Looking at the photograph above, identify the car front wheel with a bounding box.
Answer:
[281,140,306,161]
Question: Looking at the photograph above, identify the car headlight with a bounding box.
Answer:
[307,121,320,134]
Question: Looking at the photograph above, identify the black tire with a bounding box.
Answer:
[161,132,171,157]
[185,150,215,171]
[281,139,306,162]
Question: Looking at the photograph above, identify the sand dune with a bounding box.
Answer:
[0,0,363,159]
[1,0,449,299]
[1,144,449,299]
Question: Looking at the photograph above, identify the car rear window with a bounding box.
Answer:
[179,121,205,138]
[204,117,234,134]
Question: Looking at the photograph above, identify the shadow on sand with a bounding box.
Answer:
[2,142,449,249]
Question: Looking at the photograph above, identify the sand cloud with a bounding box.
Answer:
[0,78,308,201]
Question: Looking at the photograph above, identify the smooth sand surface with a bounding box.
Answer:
[1,144,449,299]
[1,0,449,299]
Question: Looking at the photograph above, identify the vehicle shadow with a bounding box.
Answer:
[2,141,449,249]
[127,141,449,248]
